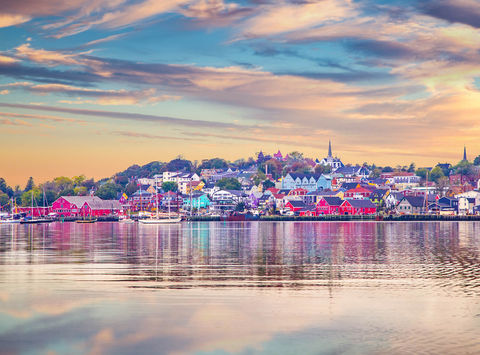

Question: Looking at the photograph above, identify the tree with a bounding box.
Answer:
[166,158,192,172]
[262,159,283,179]
[95,183,120,200]
[74,186,88,196]
[369,168,382,179]
[382,166,393,172]
[0,192,9,209]
[198,158,228,170]
[435,177,449,197]
[262,180,275,190]
[430,166,445,183]
[314,164,332,175]
[235,202,246,212]
[288,151,304,161]
[125,182,139,195]
[252,172,266,186]
[216,178,241,190]
[54,176,73,192]
[73,175,86,186]
[21,188,42,207]
[415,168,428,181]
[25,177,34,191]
[407,163,416,172]
[454,160,475,178]
[162,181,178,192]
[474,155,480,166]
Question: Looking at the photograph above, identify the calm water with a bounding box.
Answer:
[0,221,479,355]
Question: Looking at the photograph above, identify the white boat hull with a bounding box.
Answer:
[139,217,182,224]
[0,219,21,224]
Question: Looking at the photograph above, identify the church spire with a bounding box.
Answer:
[328,140,332,158]
[463,145,467,161]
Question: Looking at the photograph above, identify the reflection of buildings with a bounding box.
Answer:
[1,221,479,289]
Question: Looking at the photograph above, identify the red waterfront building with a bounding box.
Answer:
[340,199,377,215]
[51,196,121,217]
[316,197,343,215]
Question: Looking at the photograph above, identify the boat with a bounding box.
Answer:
[0,199,21,223]
[20,192,52,224]
[76,218,97,224]
[139,177,182,224]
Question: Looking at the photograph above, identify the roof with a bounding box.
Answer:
[400,196,426,208]
[286,173,324,180]
[344,199,376,208]
[345,187,372,194]
[86,199,121,210]
[287,201,307,208]
[322,197,343,206]
[60,196,101,206]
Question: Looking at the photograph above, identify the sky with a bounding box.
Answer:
[1,0,480,186]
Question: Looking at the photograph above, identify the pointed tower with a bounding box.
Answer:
[463,146,467,161]
[328,140,332,158]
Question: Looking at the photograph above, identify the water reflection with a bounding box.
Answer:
[0,222,479,354]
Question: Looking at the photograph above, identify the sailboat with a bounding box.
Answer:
[139,178,181,224]
[0,198,21,224]
[20,190,51,224]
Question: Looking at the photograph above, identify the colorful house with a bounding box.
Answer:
[340,199,377,215]
[316,197,343,215]
[182,193,211,209]
[344,187,373,199]
[281,173,332,192]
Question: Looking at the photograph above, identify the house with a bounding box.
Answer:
[340,199,377,215]
[396,196,426,214]
[273,150,283,160]
[370,189,389,206]
[316,197,343,215]
[51,196,118,217]
[281,173,332,192]
[334,165,370,179]
[438,197,458,213]
[299,205,317,217]
[285,200,307,213]
[385,191,403,209]
[182,193,211,210]
[303,189,337,205]
[80,199,121,217]
[344,187,373,199]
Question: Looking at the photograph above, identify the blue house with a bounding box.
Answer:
[281,173,332,192]
[183,193,211,209]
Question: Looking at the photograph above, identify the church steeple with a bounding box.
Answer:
[328,140,332,158]
[463,145,467,161]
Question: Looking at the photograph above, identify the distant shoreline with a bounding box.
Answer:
[187,215,480,222]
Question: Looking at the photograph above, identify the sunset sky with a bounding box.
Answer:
[1,0,480,186]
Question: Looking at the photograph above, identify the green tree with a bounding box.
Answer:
[125,182,139,195]
[0,192,9,209]
[314,164,332,175]
[430,166,445,183]
[262,180,275,190]
[252,172,266,186]
[21,188,42,207]
[54,176,73,191]
[235,202,246,212]
[382,166,393,172]
[415,168,428,181]
[25,177,34,191]
[288,151,304,161]
[369,168,382,179]
[95,183,120,200]
[474,155,480,166]
[216,178,241,190]
[73,175,86,186]
[74,186,88,196]
[162,181,178,192]
[454,160,474,177]
[407,162,416,172]
[198,158,228,170]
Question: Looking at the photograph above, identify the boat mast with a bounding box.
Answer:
[155,176,159,219]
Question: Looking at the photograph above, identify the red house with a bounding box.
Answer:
[51,196,121,217]
[316,197,343,215]
[285,200,307,212]
[79,199,121,217]
[340,199,377,215]
[344,187,373,199]
[299,206,317,216]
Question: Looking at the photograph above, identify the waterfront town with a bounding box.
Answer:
[2,142,480,221]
